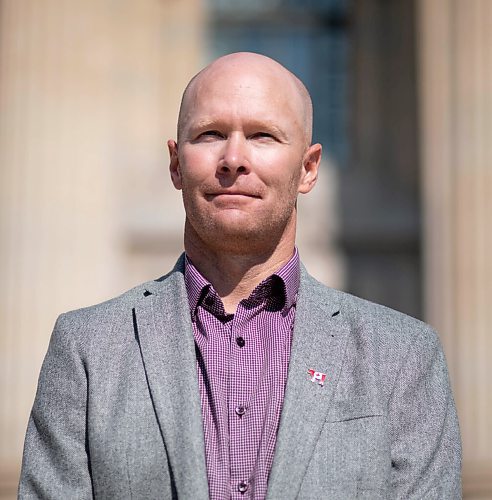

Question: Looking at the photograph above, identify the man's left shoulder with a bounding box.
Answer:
[300,268,440,350]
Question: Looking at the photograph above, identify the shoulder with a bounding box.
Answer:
[299,266,439,351]
[55,255,186,339]
[299,268,450,406]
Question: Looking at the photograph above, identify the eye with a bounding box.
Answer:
[250,132,275,140]
[197,130,224,141]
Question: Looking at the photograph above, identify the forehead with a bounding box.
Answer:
[182,66,305,131]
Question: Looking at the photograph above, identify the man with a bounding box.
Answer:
[19,52,461,499]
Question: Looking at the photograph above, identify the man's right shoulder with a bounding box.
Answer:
[54,257,186,340]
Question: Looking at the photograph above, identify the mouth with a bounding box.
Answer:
[205,191,262,200]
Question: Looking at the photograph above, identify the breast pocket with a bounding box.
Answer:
[327,398,385,422]
[299,398,391,498]
[327,398,390,488]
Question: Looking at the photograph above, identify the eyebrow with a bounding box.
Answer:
[187,118,291,142]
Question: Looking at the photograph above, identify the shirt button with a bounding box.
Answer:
[238,481,248,493]
[235,405,246,416]
[236,336,245,347]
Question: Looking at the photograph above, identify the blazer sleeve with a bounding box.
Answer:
[18,314,93,499]
[388,326,462,499]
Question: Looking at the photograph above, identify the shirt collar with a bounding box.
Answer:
[272,247,300,310]
[184,255,212,316]
[184,248,300,316]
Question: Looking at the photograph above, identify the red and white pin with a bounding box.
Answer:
[307,369,327,386]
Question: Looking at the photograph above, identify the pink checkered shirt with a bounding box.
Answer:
[184,251,300,500]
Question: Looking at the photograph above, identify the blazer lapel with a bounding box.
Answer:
[267,270,351,499]
[133,263,209,499]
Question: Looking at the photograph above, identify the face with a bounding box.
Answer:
[168,61,321,254]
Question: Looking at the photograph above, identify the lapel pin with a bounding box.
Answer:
[308,369,327,386]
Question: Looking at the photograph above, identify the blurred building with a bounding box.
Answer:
[0,0,491,498]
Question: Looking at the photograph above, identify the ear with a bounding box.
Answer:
[168,139,182,190]
[298,143,322,194]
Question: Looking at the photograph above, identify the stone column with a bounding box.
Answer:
[417,0,492,496]
[0,0,203,496]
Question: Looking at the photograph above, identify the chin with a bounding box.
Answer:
[186,209,295,252]
[213,223,259,240]
[205,222,284,254]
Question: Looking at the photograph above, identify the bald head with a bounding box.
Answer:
[177,52,313,146]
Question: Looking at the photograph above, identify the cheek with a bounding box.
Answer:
[179,147,218,182]
[261,162,303,194]
[252,148,302,179]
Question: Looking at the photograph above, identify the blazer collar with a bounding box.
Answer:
[267,266,350,499]
[132,256,209,499]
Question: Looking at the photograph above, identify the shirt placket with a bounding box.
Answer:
[228,300,263,500]
[196,304,233,500]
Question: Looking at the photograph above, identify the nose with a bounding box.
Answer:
[218,134,250,175]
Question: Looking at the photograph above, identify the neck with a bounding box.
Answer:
[184,222,297,314]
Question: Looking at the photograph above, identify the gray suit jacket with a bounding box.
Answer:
[19,257,461,499]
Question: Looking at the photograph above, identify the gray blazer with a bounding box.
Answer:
[19,257,461,499]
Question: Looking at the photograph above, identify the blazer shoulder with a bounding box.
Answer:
[55,256,186,339]
[301,268,439,348]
